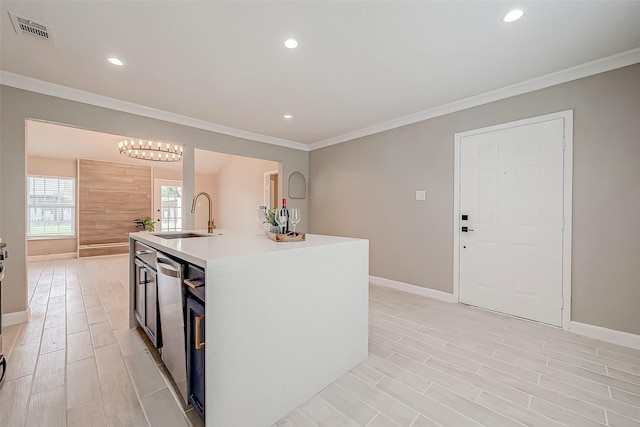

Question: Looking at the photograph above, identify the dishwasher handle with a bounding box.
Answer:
[156,256,182,278]
[135,249,155,256]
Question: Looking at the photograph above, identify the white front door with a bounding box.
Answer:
[458,117,566,326]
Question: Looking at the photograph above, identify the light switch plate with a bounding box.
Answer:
[415,190,426,201]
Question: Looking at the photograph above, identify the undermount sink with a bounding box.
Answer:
[152,232,210,239]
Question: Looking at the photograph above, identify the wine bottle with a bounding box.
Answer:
[281,198,289,234]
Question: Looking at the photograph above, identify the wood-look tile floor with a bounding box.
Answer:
[1,256,639,427]
[0,256,201,427]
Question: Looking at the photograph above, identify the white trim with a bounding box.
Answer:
[561,112,574,329]
[453,138,461,303]
[27,252,77,262]
[309,48,640,151]
[0,71,310,152]
[78,243,128,249]
[568,321,640,351]
[27,236,77,241]
[2,309,30,326]
[453,110,573,329]
[263,170,279,210]
[79,253,129,260]
[369,273,640,351]
[369,275,456,303]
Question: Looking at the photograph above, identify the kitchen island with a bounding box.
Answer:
[128,230,369,427]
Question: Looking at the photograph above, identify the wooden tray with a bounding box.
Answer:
[266,232,306,242]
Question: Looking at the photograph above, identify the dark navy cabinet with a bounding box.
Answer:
[134,258,161,348]
[186,285,205,421]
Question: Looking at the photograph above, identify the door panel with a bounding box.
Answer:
[459,118,565,326]
[186,295,205,421]
[476,169,498,225]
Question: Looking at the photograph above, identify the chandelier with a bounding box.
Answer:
[118,139,183,162]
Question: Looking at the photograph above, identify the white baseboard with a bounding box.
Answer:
[369,275,640,351]
[2,309,30,326]
[369,275,457,303]
[27,252,77,262]
[567,321,640,351]
[78,253,129,260]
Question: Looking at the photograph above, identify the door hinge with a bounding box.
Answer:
[561,296,565,309]
[562,217,565,230]
[562,138,566,151]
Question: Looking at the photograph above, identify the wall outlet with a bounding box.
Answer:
[415,190,426,201]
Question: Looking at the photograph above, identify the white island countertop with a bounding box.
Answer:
[129,229,369,427]
[130,229,362,268]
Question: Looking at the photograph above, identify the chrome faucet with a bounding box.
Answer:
[191,192,216,233]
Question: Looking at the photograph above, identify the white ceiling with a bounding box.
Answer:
[3,2,640,148]
[27,120,233,174]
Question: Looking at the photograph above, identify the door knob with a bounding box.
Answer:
[461,226,474,232]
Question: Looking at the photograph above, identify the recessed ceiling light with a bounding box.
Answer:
[108,57,124,66]
[283,114,292,119]
[284,39,298,49]
[502,9,524,23]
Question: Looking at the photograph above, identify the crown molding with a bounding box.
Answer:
[308,47,640,151]
[3,47,639,153]
[0,71,310,152]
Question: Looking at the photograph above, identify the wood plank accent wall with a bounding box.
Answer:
[78,159,151,257]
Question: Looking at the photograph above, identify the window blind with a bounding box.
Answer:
[27,176,76,237]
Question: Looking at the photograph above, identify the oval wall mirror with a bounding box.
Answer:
[288,171,306,199]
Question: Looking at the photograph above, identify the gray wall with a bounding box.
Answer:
[0,86,309,317]
[309,63,640,335]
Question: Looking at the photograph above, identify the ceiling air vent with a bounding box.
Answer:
[9,11,53,41]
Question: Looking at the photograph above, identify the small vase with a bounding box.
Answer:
[269,225,280,233]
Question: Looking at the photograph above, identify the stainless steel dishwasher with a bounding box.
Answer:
[156,253,188,405]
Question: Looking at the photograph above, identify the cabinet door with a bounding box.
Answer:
[134,262,146,326]
[144,269,160,348]
[186,296,205,421]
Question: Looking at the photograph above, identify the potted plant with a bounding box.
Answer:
[134,216,155,231]
[263,209,280,233]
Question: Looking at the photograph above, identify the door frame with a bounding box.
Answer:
[453,110,574,329]
[263,170,279,209]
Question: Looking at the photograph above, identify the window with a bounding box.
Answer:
[27,176,76,237]
[159,184,182,232]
